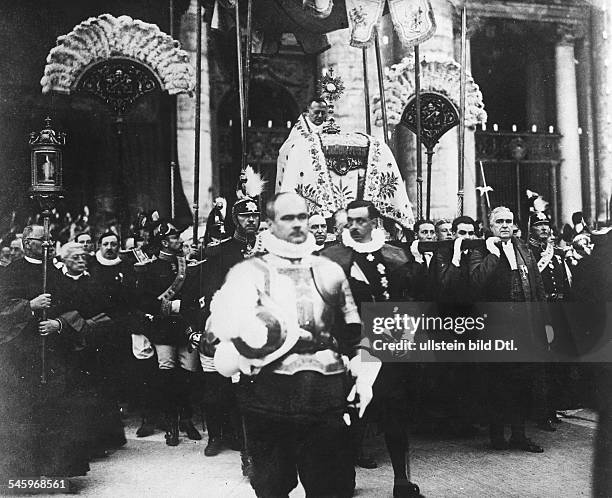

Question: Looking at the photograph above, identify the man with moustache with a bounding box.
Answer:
[135,221,203,446]
[322,200,425,497]
[527,211,573,431]
[191,197,262,458]
[209,192,377,498]
[470,206,545,453]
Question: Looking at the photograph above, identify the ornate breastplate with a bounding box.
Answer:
[259,256,345,376]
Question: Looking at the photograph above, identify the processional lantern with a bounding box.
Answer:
[28,116,66,385]
[29,116,66,205]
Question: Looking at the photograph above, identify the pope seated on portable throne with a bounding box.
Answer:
[276,95,414,228]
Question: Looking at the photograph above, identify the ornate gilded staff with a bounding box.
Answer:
[415,45,423,220]
[457,4,468,216]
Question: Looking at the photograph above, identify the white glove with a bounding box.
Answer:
[409,240,424,264]
[485,236,501,258]
[347,354,382,418]
[171,299,181,314]
[451,237,463,267]
[214,341,241,377]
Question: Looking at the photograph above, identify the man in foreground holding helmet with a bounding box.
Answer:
[208,192,381,497]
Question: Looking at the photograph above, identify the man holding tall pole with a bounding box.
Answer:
[0,225,91,479]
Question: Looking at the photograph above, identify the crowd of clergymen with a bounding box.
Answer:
[0,197,606,486]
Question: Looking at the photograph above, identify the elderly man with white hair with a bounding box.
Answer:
[54,240,127,454]
[469,206,546,453]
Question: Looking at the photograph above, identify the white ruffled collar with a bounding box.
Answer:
[96,250,121,266]
[261,230,316,259]
[341,228,386,253]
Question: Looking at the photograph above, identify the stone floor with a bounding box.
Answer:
[3,410,597,498]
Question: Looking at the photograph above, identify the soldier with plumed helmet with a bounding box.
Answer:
[134,220,204,446]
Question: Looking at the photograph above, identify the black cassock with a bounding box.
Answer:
[53,268,128,453]
[0,259,91,479]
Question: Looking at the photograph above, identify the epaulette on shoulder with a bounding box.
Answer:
[133,258,154,272]
[188,259,206,268]
[204,238,232,257]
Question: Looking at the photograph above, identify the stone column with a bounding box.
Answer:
[576,34,597,222]
[525,48,547,130]
[555,25,583,225]
[592,2,612,224]
[177,0,212,226]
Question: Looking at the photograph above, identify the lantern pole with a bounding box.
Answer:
[29,117,65,385]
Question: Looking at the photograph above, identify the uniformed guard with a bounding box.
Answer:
[527,210,572,432]
[135,221,204,446]
[528,211,571,303]
[191,195,261,460]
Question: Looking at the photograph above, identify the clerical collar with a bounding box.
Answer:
[96,250,121,266]
[24,255,42,265]
[341,228,386,254]
[62,265,88,280]
[158,250,177,262]
[261,230,316,259]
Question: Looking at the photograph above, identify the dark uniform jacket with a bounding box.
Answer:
[202,236,252,316]
[528,242,571,301]
[321,242,425,306]
[135,253,203,345]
